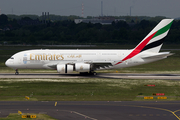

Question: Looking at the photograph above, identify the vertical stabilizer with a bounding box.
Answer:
[134,19,173,53]
[115,19,173,65]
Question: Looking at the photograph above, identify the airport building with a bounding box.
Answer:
[75,16,125,25]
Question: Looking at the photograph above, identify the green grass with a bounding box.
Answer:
[0,113,56,120]
[0,78,180,101]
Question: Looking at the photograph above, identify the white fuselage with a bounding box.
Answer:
[5,49,165,72]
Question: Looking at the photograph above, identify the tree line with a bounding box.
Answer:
[0,14,180,45]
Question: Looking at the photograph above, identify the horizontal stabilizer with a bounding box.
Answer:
[142,52,174,59]
[89,61,113,64]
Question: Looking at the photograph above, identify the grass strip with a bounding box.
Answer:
[0,78,180,101]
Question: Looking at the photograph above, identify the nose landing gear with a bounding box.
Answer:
[15,69,19,75]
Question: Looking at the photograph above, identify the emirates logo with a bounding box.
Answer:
[80,66,83,70]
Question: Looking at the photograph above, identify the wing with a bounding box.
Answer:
[85,61,113,70]
[43,61,113,70]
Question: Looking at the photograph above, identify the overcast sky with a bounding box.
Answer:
[0,0,180,18]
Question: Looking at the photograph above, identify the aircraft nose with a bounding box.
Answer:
[5,59,10,67]
[5,59,13,67]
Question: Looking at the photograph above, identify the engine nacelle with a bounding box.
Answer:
[57,63,91,73]
[75,63,90,72]
[57,64,73,73]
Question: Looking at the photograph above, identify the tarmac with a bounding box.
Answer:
[1,101,180,120]
[1,73,180,79]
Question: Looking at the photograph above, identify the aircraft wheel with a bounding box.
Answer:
[80,72,89,75]
[15,72,19,75]
[89,71,97,75]
[93,72,97,75]
[15,69,19,75]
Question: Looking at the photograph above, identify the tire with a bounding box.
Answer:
[80,72,89,75]
[93,72,97,75]
[15,72,19,75]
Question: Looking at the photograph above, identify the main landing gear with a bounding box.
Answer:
[89,71,97,75]
[79,71,97,76]
[92,72,97,75]
[15,69,19,75]
[89,70,97,75]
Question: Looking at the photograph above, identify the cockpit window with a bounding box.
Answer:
[10,57,14,59]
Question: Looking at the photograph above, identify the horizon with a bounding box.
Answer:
[0,0,180,19]
[3,14,174,19]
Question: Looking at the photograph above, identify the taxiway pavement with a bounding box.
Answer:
[1,73,180,79]
[0,101,180,120]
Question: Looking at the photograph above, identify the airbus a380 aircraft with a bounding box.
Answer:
[6,19,174,75]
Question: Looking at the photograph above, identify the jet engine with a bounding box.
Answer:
[57,64,74,73]
[57,63,91,73]
[75,63,90,72]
